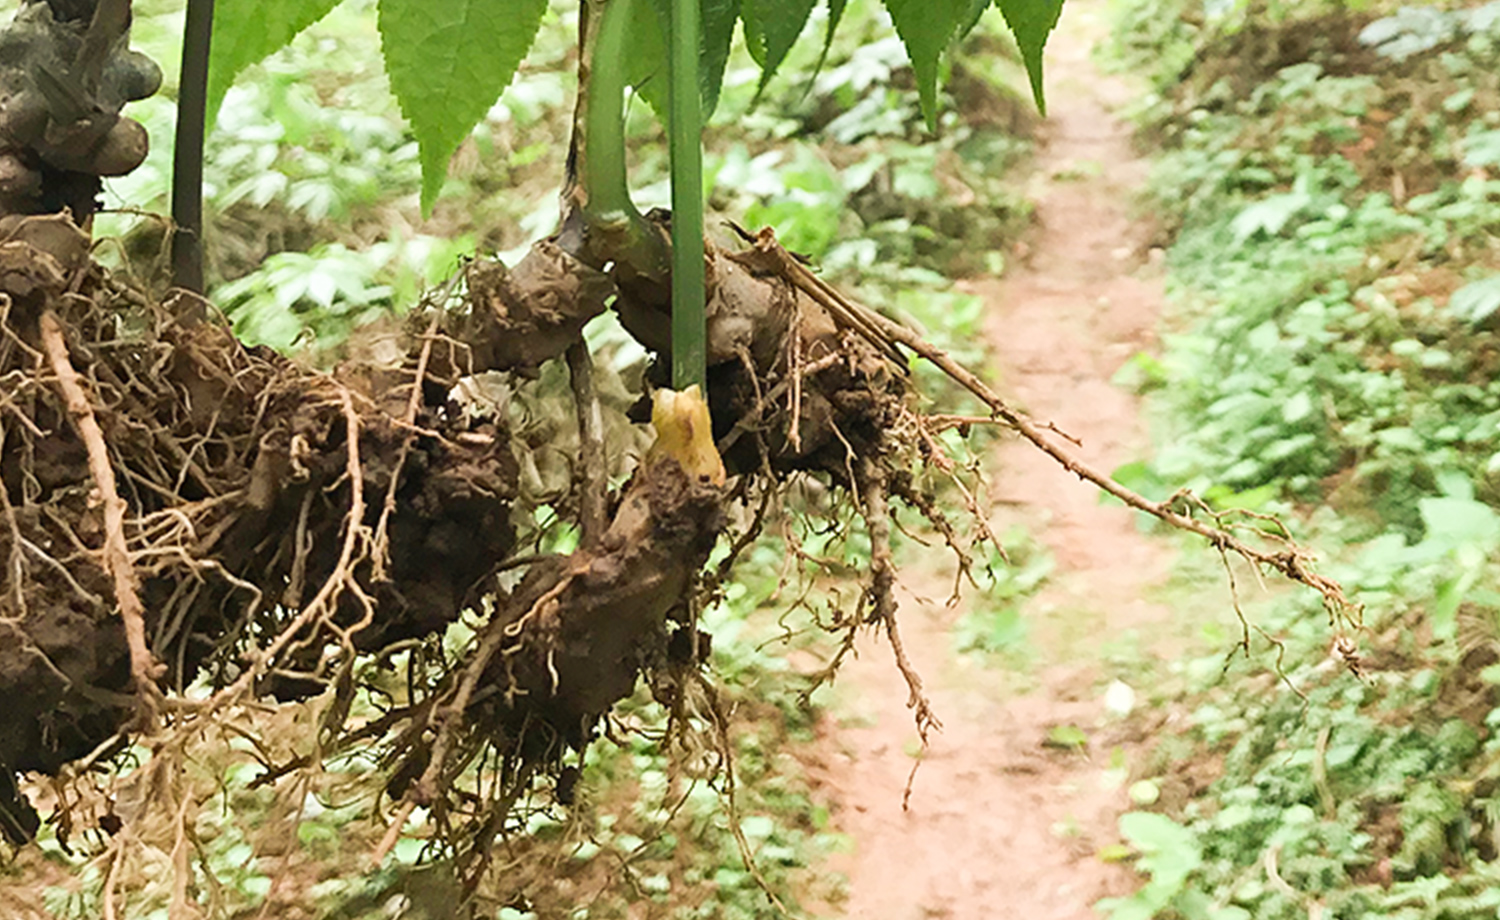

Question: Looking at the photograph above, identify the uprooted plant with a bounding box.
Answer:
[0,0,1363,909]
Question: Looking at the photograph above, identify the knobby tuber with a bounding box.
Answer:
[0,0,161,222]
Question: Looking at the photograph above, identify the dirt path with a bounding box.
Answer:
[815,5,1176,918]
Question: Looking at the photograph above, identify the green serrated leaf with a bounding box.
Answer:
[826,0,849,46]
[700,0,741,116]
[797,0,848,95]
[633,0,741,119]
[999,0,1065,115]
[883,0,971,130]
[961,0,991,38]
[624,0,672,111]
[378,0,548,215]
[742,0,817,95]
[206,0,345,127]
[627,0,671,112]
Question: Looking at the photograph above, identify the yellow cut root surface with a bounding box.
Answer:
[648,385,726,486]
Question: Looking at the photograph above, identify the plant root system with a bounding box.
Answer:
[0,197,1360,899]
[0,213,524,843]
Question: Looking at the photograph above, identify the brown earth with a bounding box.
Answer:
[816,4,1181,917]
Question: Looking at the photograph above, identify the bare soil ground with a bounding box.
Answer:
[815,5,1180,917]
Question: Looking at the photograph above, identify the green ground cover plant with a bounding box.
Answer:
[1103,2,1500,916]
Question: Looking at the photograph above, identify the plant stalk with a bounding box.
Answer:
[668,0,706,390]
[576,0,671,313]
[582,0,636,223]
[170,0,213,295]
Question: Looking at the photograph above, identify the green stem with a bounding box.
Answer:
[171,0,214,297]
[577,0,672,321]
[583,0,637,222]
[668,0,706,390]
